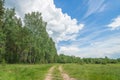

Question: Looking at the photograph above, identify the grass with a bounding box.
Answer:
[1,64,120,80]
[63,64,120,80]
[0,64,53,80]
[52,65,63,80]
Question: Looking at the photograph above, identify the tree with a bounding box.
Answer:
[24,12,58,63]
[0,0,5,62]
[2,8,23,63]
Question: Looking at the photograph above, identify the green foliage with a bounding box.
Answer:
[23,12,58,63]
[1,59,6,66]
[57,54,119,64]
[0,2,58,64]
[0,0,5,63]
[3,8,22,63]
[0,0,4,23]
[57,54,82,64]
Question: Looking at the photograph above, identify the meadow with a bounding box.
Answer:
[63,64,120,80]
[0,64,120,80]
[0,64,52,80]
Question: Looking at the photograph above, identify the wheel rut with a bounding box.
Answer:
[58,65,76,80]
[44,65,76,80]
[44,66,55,80]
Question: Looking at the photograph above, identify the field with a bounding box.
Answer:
[0,64,53,80]
[63,64,120,80]
[0,64,120,80]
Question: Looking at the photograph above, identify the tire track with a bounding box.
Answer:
[59,66,76,80]
[44,66,55,80]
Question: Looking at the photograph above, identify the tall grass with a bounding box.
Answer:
[63,64,120,80]
[0,64,52,80]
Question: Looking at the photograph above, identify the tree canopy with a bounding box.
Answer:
[0,1,58,63]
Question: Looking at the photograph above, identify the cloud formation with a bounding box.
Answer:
[59,34,120,58]
[84,0,105,18]
[59,46,80,56]
[5,0,84,43]
[108,16,120,30]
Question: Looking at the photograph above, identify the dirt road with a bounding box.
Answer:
[44,65,76,80]
[44,66,55,80]
[59,66,76,80]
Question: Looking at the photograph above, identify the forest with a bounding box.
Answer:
[0,0,120,64]
[0,0,58,64]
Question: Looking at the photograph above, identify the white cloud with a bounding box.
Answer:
[59,35,120,58]
[59,46,80,56]
[5,0,84,43]
[84,0,105,18]
[108,16,120,30]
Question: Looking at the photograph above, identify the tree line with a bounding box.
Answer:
[58,54,120,64]
[0,0,58,64]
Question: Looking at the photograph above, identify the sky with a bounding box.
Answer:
[5,0,120,58]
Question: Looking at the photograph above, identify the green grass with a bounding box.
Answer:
[52,65,63,80]
[1,64,120,80]
[63,64,120,80]
[0,64,53,80]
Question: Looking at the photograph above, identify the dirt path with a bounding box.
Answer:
[44,66,55,80]
[59,66,76,80]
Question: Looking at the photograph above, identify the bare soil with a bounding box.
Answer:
[44,66,55,80]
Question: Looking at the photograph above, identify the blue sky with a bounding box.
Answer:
[5,0,120,58]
